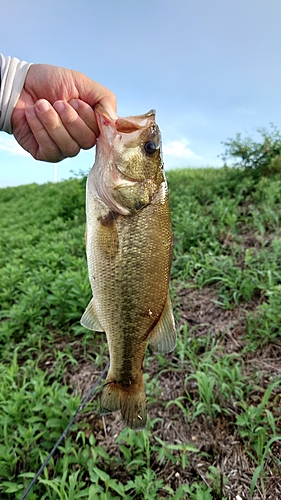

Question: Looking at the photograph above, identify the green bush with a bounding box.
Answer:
[221,124,281,174]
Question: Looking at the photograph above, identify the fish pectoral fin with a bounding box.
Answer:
[80,298,104,331]
[149,294,177,354]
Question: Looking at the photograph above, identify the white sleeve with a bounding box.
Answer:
[0,54,32,134]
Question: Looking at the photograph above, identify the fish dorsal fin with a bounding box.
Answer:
[149,294,177,354]
[80,298,104,331]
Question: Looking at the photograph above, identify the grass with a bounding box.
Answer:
[0,166,281,499]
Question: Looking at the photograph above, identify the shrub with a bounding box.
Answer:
[221,124,281,174]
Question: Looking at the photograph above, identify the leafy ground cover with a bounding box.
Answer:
[0,166,281,499]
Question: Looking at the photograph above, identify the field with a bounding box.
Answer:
[0,166,281,499]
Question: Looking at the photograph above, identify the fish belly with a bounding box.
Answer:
[86,185,173,428]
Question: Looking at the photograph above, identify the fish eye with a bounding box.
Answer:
[144,141,158,155]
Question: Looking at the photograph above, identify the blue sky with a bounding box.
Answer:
[1,0,281,187]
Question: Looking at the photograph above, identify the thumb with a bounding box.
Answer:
[75,73,117,119]
[99,97,118,120]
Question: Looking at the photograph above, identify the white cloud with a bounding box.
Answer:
[0,136,29,157]
[163,139,201,160]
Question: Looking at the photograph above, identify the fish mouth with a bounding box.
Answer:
[116,110,156,134]
[95,104,156,135]
[95,105,150,183]
[93,105,159,215]
[115,118,142,134]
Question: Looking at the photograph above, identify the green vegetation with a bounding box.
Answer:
[1,156,281,498]
[220,124,281,174]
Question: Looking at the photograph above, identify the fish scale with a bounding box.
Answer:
[81,104,176,429]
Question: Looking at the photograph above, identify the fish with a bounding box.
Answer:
[80,104,176,429]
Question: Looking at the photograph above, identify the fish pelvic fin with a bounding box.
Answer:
[80,298,104,331]
[100,373,147,430]
[149,293,177,354]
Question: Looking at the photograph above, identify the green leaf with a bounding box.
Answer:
[1,482,23,493]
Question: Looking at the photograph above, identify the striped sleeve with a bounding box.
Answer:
[0,54,32,134]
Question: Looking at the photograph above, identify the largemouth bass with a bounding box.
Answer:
[81,104,176,429]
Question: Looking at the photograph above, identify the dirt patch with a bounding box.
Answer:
[177,285,251,352]
[41,285,281,499]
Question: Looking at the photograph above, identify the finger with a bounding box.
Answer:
[99,95,117,120]
[54,99,98,148]
[73,74,117,119]
[34,99,80,159]
[69,99,98,132]
[25,105,64,162]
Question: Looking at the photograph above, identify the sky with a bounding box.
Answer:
[1,0,281,187]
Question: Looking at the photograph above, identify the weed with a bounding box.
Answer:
[1,168,281,498]
[246,285,281,347]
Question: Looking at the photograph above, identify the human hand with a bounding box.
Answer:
[11,64,116,162]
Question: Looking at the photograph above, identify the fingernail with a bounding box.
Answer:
[69,99,79,110]
[36,99,51,113]
[107,104,118,120]
[26,105,36,117]
[53,100,66,113]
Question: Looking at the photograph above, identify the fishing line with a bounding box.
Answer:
[20,362,109,500]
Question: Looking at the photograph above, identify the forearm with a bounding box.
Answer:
[0,54,32,134]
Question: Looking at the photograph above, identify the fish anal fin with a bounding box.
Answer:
[100,373,147,430]
[100,382,121,415]
[149,294,177,354]
[80,298,104,331]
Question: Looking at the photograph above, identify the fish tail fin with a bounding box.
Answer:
[100,372,147,430]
